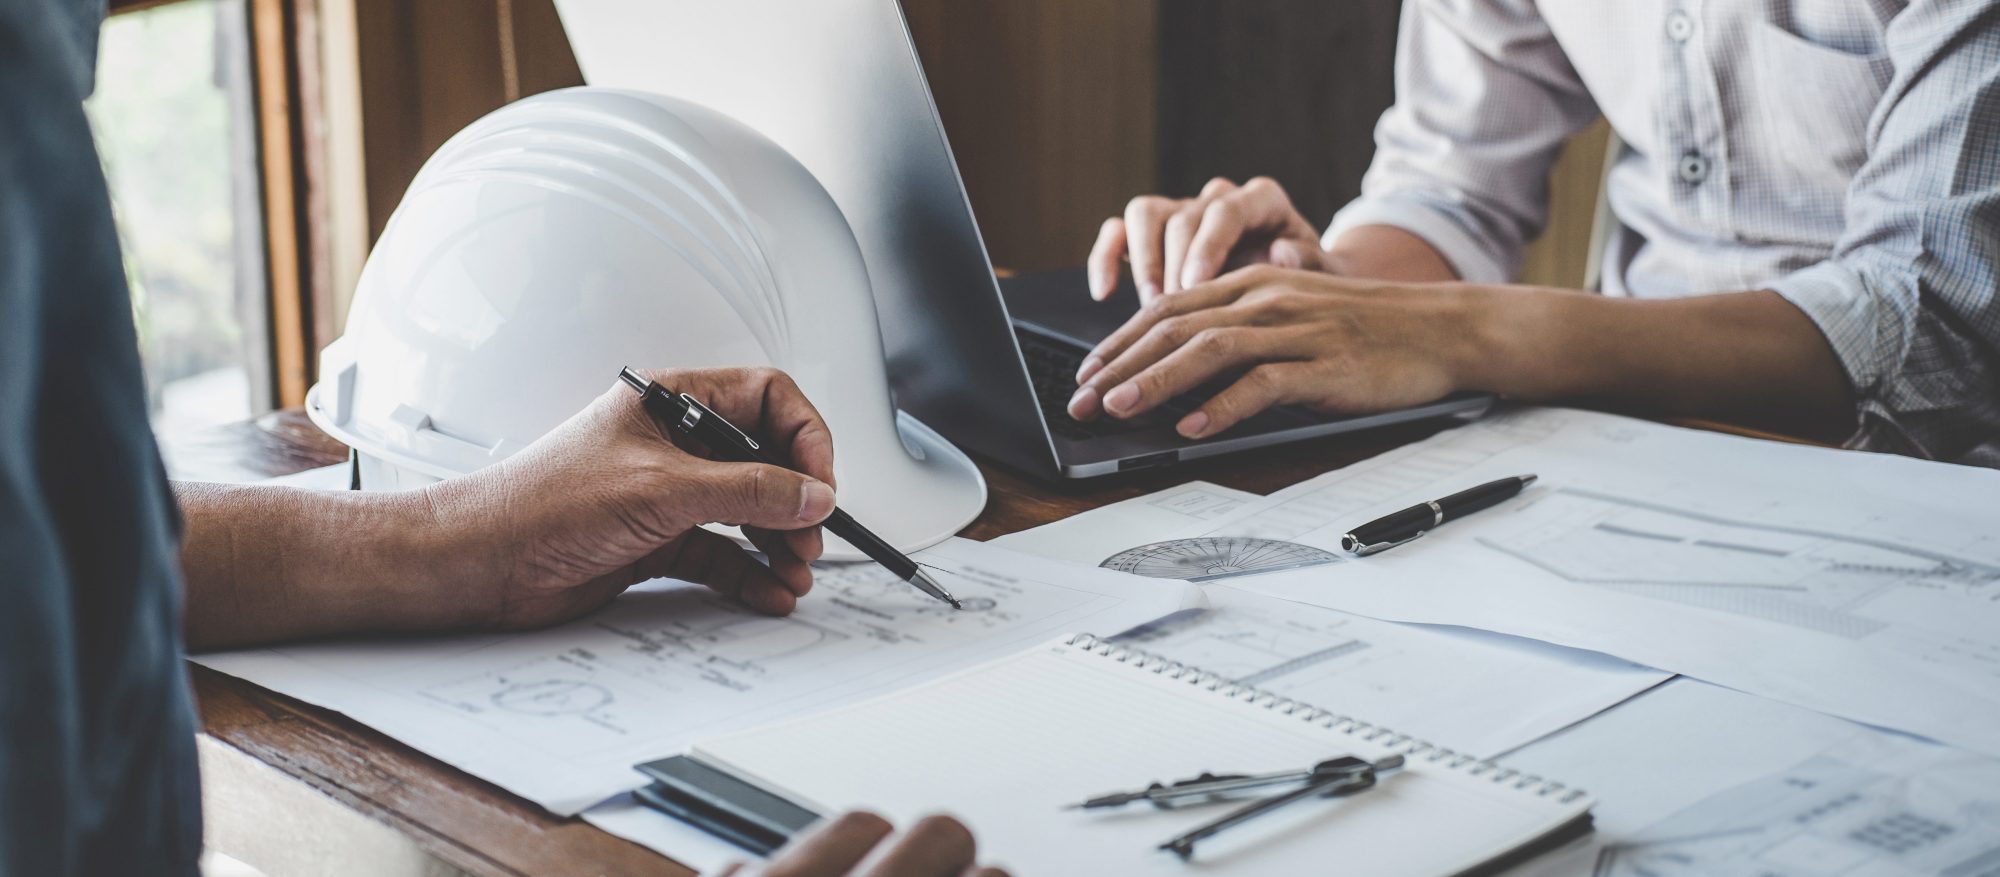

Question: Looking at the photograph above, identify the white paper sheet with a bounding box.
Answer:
[1112,587,1667,758]
[991,480,1257,566]
[582,793,748,875]
[193,538,1198,814]
[1179,407,2000,757]
[1500,679,2000,877]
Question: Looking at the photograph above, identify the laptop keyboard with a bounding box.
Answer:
[1016,328,1181,440]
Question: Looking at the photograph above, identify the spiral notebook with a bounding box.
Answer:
[685,634,1594,875]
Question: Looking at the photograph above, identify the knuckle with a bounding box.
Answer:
[1241,263,1284,284]
[1156,315,1193,345]
[1202,175,1238,194]
[1241,286,1286,308]
[1191,327,1234,356]
[745,465,781,508]
[1203,197,1240,223]
[1244,175,1283,197]
[1098,216,1124,235]
[1129,195,1172,219]
[1166,207,1200,234]
[1247,363,1285,391]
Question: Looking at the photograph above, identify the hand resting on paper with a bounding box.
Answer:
[176,367,839,649]
[712,812,1009,877]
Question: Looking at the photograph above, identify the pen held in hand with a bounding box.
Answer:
[617,367,961,609]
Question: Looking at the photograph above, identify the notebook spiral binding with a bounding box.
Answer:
[1064,633,1588,805]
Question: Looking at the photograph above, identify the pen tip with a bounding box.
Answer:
[1520,473,1539,486]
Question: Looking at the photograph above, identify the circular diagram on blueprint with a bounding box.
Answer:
[1100,537,1341,583]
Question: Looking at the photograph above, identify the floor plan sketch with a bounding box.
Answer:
[1474,488,2000,668]
[1596,751,2000,877]
[199,538,1197,813]
[421,562,1059,745]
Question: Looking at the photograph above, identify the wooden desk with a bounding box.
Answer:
[182,409,1465,876]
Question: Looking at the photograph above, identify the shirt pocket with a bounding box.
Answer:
[1747,20,1893,183]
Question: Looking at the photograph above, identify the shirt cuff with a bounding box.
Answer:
[1765,259,1908,398]
[1325,196,1514,284]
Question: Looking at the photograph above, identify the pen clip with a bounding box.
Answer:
[1345,529,1426,557]
[677,393,761,451]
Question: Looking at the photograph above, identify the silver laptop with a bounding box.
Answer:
[557,0,1489,478]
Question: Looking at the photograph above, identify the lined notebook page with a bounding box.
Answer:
[693,638,1589,875]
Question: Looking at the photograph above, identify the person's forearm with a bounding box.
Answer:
[1325,225,1462,283]
[175,482,490,650]
[1455,285,1856,438]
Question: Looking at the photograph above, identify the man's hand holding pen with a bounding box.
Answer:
[413,367,840,629]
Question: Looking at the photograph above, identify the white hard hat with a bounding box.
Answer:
[307,87,985,558]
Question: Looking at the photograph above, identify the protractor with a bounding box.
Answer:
[1100,537,1342,582]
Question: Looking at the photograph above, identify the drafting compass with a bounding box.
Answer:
[1068,754,1406,860]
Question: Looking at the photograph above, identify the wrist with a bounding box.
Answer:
[1446,283,1596,400]
[1436,283,1554,398]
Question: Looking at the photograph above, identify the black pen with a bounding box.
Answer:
[618,367,960,609]
[1339,474,1538,556]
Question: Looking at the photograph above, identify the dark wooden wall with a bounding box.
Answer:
[345,1,1405,271]
[351,0,582,242]
[1156,1,1403,229]
[902,0,1161,271]
[341,2,1598,289]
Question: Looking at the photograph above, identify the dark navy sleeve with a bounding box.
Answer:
[1,1,204,874]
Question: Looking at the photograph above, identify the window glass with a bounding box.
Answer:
[86,0,270,437]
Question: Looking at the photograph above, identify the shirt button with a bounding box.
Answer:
[1677,151,1710,185]
[1666,10,1695,43]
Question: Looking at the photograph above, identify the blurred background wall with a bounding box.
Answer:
[341,0,1605,295]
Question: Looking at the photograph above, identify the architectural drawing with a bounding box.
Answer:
[1476,488,2000,641]
[1597,752,2000,877]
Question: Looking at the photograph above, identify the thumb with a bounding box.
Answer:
[690,459,837,531]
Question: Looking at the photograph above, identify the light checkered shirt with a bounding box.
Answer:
[1329,1,2000,467]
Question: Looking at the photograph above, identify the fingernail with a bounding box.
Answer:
[1067,385,1099,418]
[1075,356,1104,384]
[1178,411,1210,438]
[1103,384,1139,416]
[798,481,835,521]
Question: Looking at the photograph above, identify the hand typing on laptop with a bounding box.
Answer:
[1073,174,1857,443]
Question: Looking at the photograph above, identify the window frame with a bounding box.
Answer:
[108,0,335,410]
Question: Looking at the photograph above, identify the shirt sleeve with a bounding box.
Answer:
[1326,0,1601,283]
[1765,4,2000,465]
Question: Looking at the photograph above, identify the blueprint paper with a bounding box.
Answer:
[996,480,1670,758]
[1502,679,2000,877]
[1110,586,1668,758]
[193,538,1198,814]
[1177,407,2000,756]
